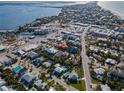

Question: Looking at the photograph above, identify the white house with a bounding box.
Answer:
[47,47,58,54]
[94,68,105,80]
[105,58,117,65]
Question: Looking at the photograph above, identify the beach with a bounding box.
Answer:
[98,1,124,19]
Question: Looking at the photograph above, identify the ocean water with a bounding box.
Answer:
[98,1,124,19]
[0,5,61,30]
[0,1,124,31]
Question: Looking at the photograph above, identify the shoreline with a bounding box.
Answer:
[0,2,124,33]
[0,4,62,31]
[98,2,124,20]
[0,29,18,33]
[0,30,13,32]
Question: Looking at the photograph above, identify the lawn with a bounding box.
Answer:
[54,83,66,91]
[74,66,84,78]
[92,79,100,84]
[70,80,86,91]
[47,80,66,91]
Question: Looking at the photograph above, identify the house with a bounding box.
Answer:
[94,67,105,75]
[54,63,60,68]
[68,46,79,54]
[63,72,70,79]
[108,69,124,82]
[54,51,68,58]
[0,57,13,66]
[100,84,111,91]
[28,35,35,39]
[105,58,117,65]
[89,46,99,53]
[53,66,64,76]
[42,62,51,68]
[67,35,77,40]
[67,40,75,45]
[49,87,56,91]
[33,29,48,35]
[110,50,118,57]
[0,86,9,91]
[0,79,6,87]
[42,60,53,68]
[34,79,47,90]
[27,51,38,60]
[47,47,58,55]
[39,82,47,90]
[0,45,6,52]
[74,41,80,46]
[61,31,71,35]
[12,65,26,75]
[0,62,4,68]
[69,70,78,82]
[94,68,105,80]
[22,44,38,52]
[7,54,17,60]
[56,37,62,42]
[21,73,35,86]
[120,54,124,62]
[33,57,44,67]
[117,62,124,70]
[100,49,108,54]
[34,79,43,89]
[41,46,48,52]
[16,49,25,56]
[58,41,68,49]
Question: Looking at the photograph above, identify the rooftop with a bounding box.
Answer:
[94,68,105,75]
[101,84,111,91]
[0,45,6,51]
[12,65,25,74]
[22,44,38,52]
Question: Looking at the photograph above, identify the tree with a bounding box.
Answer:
[102,71,108,84]
[96,84,101,91]
[47,80,55,87]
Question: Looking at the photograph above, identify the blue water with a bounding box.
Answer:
[0,5,61,30]
[0,2,124,31]
[98,1,124,19]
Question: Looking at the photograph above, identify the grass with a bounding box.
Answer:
[54,83,66,91]
[47,80,55,87]
[74,66,84,78]
[70,80,86,91]
[92,79,100,84]
[47,80,66,91]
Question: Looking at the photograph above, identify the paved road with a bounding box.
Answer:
[81,25,93,91]
[52,76,78,91]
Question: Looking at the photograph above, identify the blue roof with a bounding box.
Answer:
[28,52,38,59]
[69,71,78,80]
[68,47,78,54]
[47,60,53,63]
[4,57,12,65]
[33,58,42,65]
[47,48,58,54]
[21,74,35,83]
[54,67,63,74]
[34,80,43,87]
[12,65,24,73]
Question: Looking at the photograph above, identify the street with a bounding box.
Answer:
[81,25,93,91]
